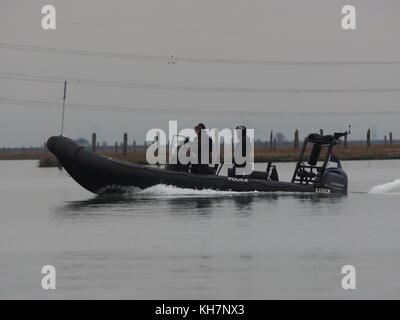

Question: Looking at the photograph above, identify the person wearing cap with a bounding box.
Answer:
[233,125,251,170]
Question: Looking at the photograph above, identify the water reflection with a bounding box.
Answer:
[293,193,347,217]
[233,196,254,215]
[166,197,218,217]
[53,191,346,222]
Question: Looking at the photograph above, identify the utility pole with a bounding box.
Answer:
[60,81,67,136]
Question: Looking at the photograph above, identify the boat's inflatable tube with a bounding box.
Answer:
[47,136,338,194]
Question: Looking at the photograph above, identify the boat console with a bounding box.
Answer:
[227,162,279,182]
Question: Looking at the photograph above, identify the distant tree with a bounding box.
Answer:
[101,141,108,147]
[275,132,286,144]
[74,138,90,147]
[255,138,263,147]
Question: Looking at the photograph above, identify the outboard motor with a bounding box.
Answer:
[320,168,348,194]
[292,130,350,194]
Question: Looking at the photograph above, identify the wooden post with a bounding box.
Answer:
[294,129,299,149]
[367,129,371,147]
[320,129,324,136]
[123,132,128,156]
[385,135,387,146]
[92,133,97,153]
[269,130,273,150]
[133,140,136,152]
[273,138,277,150]
[115,142,118,154]
[344,134,348,148]
[390,132,393,145]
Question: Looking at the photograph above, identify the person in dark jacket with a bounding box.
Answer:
[198,123,213,162]
[233,125,250,167]
[191,123,212,174]
[232,125,254,176]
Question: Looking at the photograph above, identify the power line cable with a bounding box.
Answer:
[1,96,399,116]
[1,42,400,66]
[1,71,400,94]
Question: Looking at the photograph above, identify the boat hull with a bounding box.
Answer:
[47,136,322,195]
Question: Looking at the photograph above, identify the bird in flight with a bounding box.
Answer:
[168,55,178,64]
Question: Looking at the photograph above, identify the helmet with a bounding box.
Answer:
[235,125,247,135]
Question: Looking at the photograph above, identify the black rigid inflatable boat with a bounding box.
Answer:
[47,131,349,195]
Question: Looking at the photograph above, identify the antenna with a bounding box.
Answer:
[60,81,67,136]
[240,112,246,126]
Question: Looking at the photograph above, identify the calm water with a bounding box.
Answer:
[0,159,399,299]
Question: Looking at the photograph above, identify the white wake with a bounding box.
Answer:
[370,179,400,194]
[99,184,256,197]
[136,184,252,197]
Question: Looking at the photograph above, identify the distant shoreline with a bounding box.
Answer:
[1,144,400,167]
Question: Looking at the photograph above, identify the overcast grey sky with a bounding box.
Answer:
[0,0,399,146]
